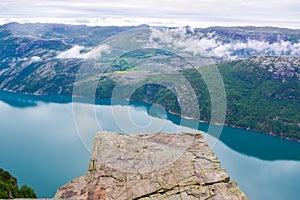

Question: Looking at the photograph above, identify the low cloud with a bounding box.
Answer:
[149,27,300,60]
[56,44,110,59]
[30,56,42,62]
[1,0,300,28]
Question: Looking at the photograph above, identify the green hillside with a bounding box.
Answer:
[0,168,36,199]
[92,55,300,140]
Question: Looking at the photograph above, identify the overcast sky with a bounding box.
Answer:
[1,0,300,28]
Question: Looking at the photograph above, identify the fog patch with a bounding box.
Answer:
[56,44,111,59]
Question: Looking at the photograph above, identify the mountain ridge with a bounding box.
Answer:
[0,23,299,140]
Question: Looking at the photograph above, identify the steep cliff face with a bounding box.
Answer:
[55,132,247,200]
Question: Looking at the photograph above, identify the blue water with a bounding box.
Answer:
[0,91,299,199]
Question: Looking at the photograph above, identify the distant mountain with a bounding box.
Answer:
[195,26,300,60]
[1,22,138,46]
[0,23,299,140]
[2,22,300,59]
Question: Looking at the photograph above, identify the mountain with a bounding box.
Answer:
[218,56,300,139]
[0,22,299,140]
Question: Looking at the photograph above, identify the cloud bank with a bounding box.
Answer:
[56,27,300,61]
[1,0,300,28]
[149,28,300,60]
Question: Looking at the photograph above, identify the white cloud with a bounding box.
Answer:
[212,44,232,58]
[84,44,111,59]
[56,45,85,59]
[56,44,110,59]
[30,56,42,62]
[0,0,300,28]
[149,27,300,60]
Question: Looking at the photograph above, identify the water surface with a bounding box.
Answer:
[0,91,299,199]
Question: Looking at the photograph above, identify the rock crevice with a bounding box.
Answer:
[55,132,247,200]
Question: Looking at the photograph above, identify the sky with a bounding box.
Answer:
[1,0,300,28]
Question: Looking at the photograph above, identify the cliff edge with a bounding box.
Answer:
[55,132,247,200]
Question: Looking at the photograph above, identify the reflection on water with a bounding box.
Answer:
[0,91,300,199]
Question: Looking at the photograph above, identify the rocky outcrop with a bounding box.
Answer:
[55,132,247,200]
[247,55,300,80]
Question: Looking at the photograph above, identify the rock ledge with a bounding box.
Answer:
[55,132,247,200]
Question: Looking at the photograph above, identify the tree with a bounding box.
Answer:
[18,185,36,198]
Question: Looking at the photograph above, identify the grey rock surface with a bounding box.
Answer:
[55,132,247,200]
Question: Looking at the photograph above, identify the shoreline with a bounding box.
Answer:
[162,107,300,143]
[1,89,299,143]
